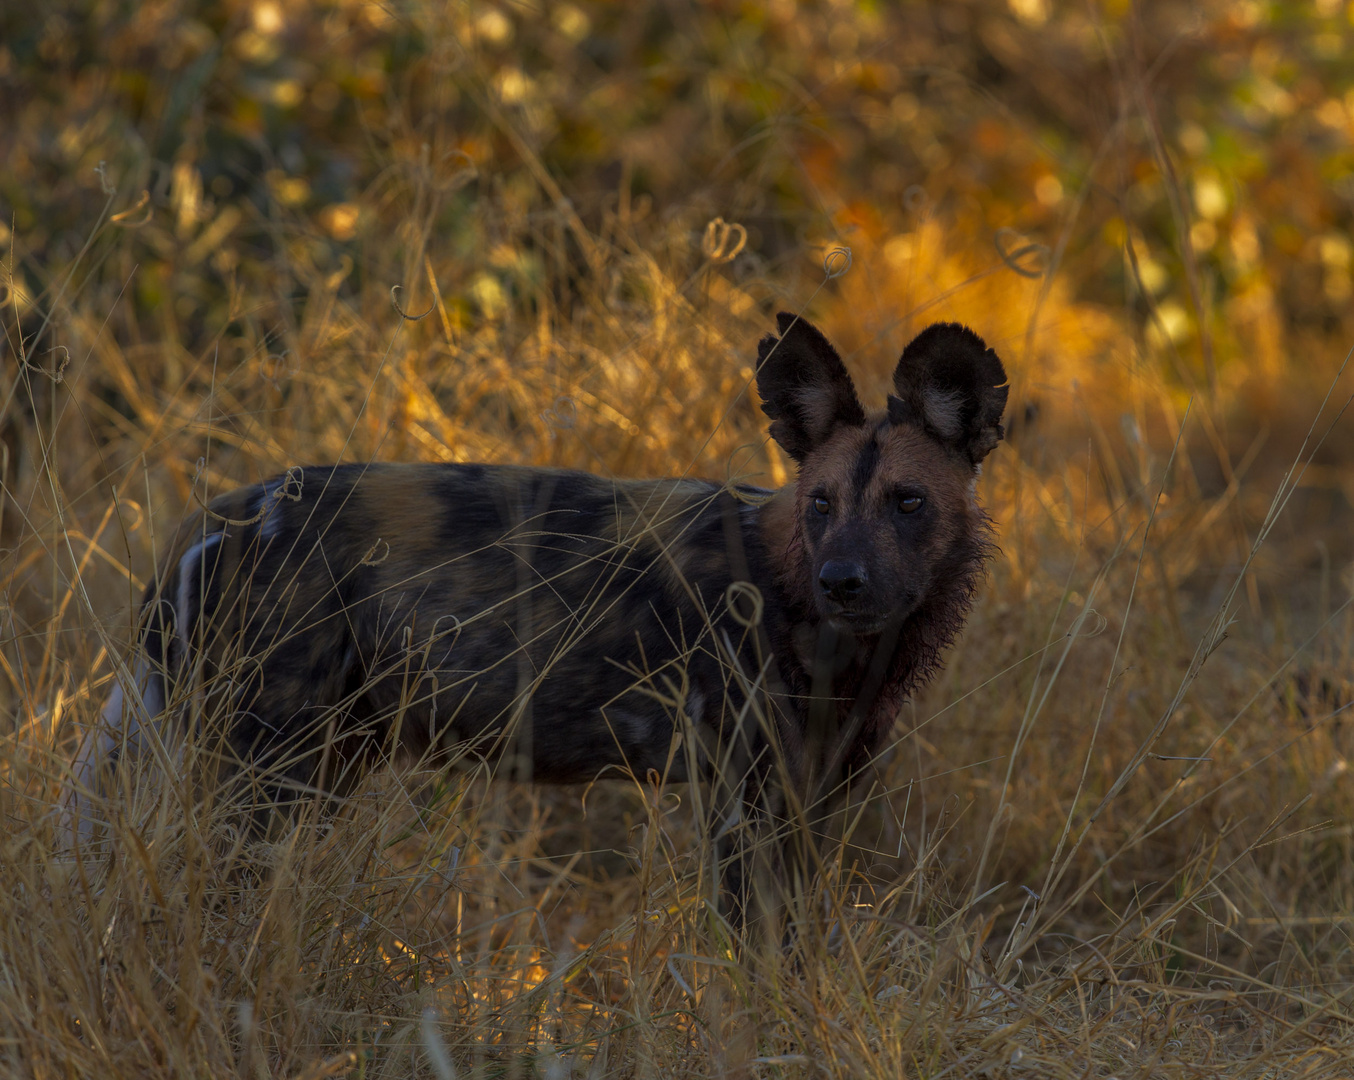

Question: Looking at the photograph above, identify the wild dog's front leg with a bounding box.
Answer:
[713,754,794,937]
[722,757,868,946]
[731,622,863,939]
[707,692,806,938]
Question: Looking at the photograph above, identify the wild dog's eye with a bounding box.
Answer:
[899,495,924,514]
[813,497,830,515]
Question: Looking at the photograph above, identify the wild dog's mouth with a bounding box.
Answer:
[824,609,898,636]
[822,592,920,636]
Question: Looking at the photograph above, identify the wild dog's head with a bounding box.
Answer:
[757,312,1008,634]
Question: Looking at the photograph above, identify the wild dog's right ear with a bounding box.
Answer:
[756,312,866,462]
[889,322,1009,467]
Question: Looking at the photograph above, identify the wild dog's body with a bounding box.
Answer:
[108,464,798,796]
[71,314,1008,907]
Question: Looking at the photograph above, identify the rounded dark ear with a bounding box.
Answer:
[755,313,866,462]
[889,322,1009,466]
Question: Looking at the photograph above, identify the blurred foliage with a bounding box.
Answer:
[6,0,1354,398]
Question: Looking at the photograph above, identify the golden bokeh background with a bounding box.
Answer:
[5,1,1354,1075]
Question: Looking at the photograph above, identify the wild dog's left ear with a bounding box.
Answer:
[756,312,867,462]
[889,322,1009,467]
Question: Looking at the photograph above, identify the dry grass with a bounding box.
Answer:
[6,1,1354,1076]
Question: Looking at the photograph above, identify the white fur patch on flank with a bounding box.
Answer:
[602,707,649,749]
[176,532,224,652]
[921,388,966,440]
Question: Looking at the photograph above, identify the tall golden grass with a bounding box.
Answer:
[6,0,1354,1075]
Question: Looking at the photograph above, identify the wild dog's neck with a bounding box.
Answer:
[758,484,813,612]
[758,484,800,564]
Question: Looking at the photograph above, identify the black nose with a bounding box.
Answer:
[819,560,867,603]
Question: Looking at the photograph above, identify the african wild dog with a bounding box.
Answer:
[67,313,1008,918]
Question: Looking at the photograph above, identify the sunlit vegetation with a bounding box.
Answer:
[5,0,1354,1075]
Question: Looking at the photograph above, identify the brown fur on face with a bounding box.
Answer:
[775,421,984,631]
[69,312,1008,921]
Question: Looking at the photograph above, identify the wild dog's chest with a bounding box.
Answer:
[786,618,910,765]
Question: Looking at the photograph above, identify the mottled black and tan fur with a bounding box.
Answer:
[68,313,1008,914]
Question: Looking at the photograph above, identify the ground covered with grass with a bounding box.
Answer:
[6,0,1354,1076]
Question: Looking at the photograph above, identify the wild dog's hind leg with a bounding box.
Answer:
[62,530,224,846]
[63,655,169,847]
